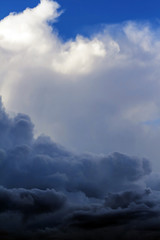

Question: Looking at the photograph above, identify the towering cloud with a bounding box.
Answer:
[1,1,160,238]
[1,1,160,167]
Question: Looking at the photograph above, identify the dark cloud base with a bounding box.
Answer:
[0,97,160,240]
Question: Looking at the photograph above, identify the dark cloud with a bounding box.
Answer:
[104,188,153,209]
[0,187,66,215]
[0,98,160,239]
[0,97,33,149]
[61,209,160,240]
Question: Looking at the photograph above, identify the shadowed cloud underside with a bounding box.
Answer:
[0,98,160,239]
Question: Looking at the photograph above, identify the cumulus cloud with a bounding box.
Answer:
[3,0,160,167]
[1,2,160,238]
[0,98,151,193]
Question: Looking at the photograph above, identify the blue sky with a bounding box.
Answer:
[1,0,160,39]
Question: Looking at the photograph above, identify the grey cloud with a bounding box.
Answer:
[0,98,160,240]
[0,97,33,149]
[63,189,160,240]
[1,1,160,239]
[0,187,66,215]
[104,189,153,209]
[0,98,151,194]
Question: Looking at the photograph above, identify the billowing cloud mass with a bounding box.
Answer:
[0,98,160,240]
[1,0,160,168]
[1,1,160,238]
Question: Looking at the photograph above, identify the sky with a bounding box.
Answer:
[1,0,160,39]
[1,0,160,239]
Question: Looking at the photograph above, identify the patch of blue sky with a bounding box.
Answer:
[1,0,160,40]
[142,118,160,126]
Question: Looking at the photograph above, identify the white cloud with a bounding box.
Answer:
[52,36,107,74]
[1,0,160,168]
[0,0,60,50]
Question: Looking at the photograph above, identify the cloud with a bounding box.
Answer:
[1,98,160,239]
[0,187,66,215]
[1,2,160,237]
[0,1,160,167]
[0,2,159,169]
[0,99,151,194]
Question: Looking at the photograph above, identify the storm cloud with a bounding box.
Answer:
[0,98,151,193]
[0,98,160,239]
[1,1,160,239]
